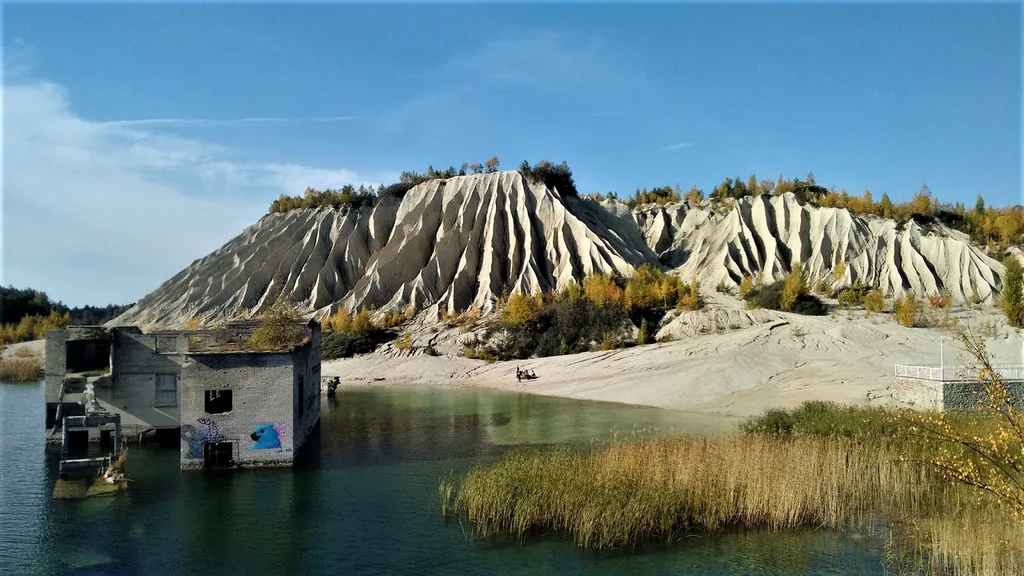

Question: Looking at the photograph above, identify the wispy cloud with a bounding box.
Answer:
[2,79,390,306]
[99,115,360,128]
[382,29,648,135]
[448,29,648,90]
[3,37,39,78]
[660,142,695,152]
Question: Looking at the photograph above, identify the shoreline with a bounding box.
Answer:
[323,307,1022,419]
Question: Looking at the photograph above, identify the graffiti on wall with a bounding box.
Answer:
[250,423,285,449]
[181,418,219,459]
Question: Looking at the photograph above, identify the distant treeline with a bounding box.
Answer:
[267,157,580,213]
[0,286,134,345]
[590,173,1023,249]
[270,161,1021,249]
[268,182,415,213]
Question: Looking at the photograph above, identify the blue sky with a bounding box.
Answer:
[2,2,1021,306]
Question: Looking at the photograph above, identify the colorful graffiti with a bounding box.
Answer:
[250,423,285,449]
[181,418,219,459]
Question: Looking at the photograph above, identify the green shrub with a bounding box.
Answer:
[738,275,755,298]
[1002,256,1024,328]
[895,294,921,327]
[248,307,308,351]
[322,330,393,359]
[518,160,579,197]
[743,280,827,316]
[836,283,870,309]
[395,329,413,351]
[741,401,899,439]
[636,318,649,345]
[864,290,885,313]
[740,408,794,435]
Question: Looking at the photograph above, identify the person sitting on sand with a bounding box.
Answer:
[526,369,536,379]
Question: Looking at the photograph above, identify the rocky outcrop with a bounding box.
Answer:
[111,172,1009,329]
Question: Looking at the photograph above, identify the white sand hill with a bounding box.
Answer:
[111,171,1008,329]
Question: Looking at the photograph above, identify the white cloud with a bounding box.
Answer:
[1,79,389,306]
[660,142,694,152]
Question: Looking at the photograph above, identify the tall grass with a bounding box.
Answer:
[0,357,42,381]
[440,435,937,549]
[441,400,1024,574]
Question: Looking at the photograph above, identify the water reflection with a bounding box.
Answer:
[1,381,886,575]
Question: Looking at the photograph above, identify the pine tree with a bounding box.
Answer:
[637,318,649,345]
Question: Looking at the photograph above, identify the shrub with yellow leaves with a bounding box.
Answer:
[897,329,1024,519]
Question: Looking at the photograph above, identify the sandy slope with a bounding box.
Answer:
[110,171,1009,330]
[1,340,45,360]
[324,305,1023,418]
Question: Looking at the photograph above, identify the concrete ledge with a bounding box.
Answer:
[893,376,1024,411]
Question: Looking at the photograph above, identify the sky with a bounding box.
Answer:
[2,2,1021,307]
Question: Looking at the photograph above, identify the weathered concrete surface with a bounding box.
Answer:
[891,376,943,410]
[179,352,297,470]
[44,322,321,471]
[892,376,1024,411]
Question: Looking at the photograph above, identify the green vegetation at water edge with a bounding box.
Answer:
[440,331,1024,574]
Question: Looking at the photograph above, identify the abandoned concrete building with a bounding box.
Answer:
[45,320,322,470]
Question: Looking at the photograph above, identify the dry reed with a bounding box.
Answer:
[0,357,42,381]
[441,435,939,549]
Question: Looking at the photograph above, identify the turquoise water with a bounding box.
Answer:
[0,381,887,575]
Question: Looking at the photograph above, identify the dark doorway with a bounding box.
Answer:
[204,441,234,468]
[66,340,111,373]
[204,390,233,414]
[65,430,89,456]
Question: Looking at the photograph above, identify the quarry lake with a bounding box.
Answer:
[2,381,884,575]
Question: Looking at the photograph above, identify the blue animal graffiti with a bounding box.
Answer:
[250,424,283,449]
[181,418,219,459]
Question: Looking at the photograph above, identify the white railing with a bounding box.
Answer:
[895,364,1024,382]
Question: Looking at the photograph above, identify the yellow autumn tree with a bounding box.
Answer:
[781,262,809,311]
[583,274,623,308]
[501,292,543,328]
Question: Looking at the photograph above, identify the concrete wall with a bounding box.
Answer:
[108,328,184,435]
[942,380,1024,411]
[893,376,1024,411]
[44,329,68,404]
[44,323,322,462]
[291,323,321,452]
[178,351,296,470]
[892,376,944,410]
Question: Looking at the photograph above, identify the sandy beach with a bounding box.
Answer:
[323,305,1022,418]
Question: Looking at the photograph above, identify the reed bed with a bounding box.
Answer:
[440,435,941,549]
[0,357,42,381]
[897,502,1024,576]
